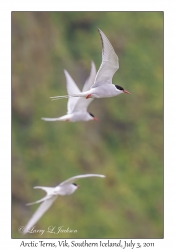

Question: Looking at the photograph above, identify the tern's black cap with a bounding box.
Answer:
[89,113,95,118]
[115,85,124,91]
[73,183,78,186]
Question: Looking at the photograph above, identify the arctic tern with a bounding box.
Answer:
[51,28,130,101]
[42,62,98,122]
[23,174,105,234]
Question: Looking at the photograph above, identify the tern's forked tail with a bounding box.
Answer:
[50,95,69,100]
[50,94,82,101]
[25,186,54,206]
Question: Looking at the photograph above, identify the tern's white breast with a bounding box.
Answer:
[70,112,92,122]
[54,185,77,196]
[91,84,121,98]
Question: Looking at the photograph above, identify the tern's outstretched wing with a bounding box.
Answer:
[73,62,96,112]
[59,174,105,187]
[92,28,119,88]
[82,61,96,92]
[23,196,57,234]
[64,70,81,114]
[41,114,71,122]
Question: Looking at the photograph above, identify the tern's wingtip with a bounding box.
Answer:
[97,27,102,33]
[90,60,96,69]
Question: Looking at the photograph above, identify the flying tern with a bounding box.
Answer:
[42,62,98,122]
[22,174,105,234]
[51,28,130,101]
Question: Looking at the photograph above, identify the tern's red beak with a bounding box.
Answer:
[77,185,80,188]
[123,90,130,94]
[94,117,98,121]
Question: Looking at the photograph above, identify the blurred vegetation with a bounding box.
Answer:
[12,12,163,239]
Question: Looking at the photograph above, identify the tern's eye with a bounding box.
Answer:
[115,85,124,91]
[73,183,78,186]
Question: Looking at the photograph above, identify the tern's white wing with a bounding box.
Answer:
[64,70,81,114]
[59,174,105,187]
[73,62,96,112]
[41,114,71,122]
[92,28,119,88]
[82,61,96,92]
[23,196,57,234]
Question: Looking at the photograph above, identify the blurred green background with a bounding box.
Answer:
[12,12,163,239]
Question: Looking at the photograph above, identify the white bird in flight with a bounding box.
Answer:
[51,28,130,101]
[42,62,98,122]
[22,174,105,234]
